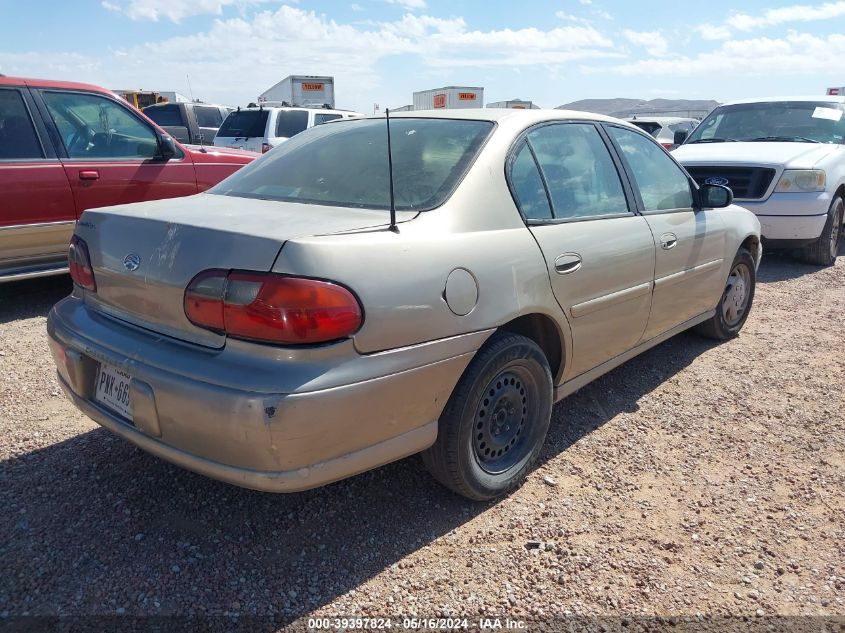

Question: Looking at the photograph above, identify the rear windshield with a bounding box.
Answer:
[217,110,269,138]
[630,121,661,137]
[144,104,183,127]
[211,117,494,211]
[275,110,309,138]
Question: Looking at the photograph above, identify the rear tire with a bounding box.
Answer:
[422,332,553,501]
[695,247,756,340]
[801,196,843,266]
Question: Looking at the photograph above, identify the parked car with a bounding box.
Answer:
[626,116,699,150]
[0,76,258,282]
[673,96,845,265]
[213,105,363,153]
[47,109,761,500]
[142,101,233,145]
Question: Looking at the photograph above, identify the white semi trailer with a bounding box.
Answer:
[413,86,484,110]
[258,75,335,108]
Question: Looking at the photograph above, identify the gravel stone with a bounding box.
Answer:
[1,255,845,623]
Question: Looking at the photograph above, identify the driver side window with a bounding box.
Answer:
[607,125,693,212]
[42,91,159,160]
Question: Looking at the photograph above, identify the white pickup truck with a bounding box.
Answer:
[673,96,845,265]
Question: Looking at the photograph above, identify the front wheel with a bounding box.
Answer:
[695,247,756,340]
[422,332,553,501]
[801,196,843,266]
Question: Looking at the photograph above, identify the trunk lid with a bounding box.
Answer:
[76,193,400,348]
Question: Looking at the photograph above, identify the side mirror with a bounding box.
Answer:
[699,183,733,209]
[673,130,689,146]
[158,135,177,159]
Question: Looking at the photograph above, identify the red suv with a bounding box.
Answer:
[0,77,258,282]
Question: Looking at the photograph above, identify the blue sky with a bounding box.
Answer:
[1,0,845,112]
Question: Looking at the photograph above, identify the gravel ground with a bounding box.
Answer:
[1,251,843,632]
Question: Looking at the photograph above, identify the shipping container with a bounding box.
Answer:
[413,86,484,110]
[391,104,414,112]
[487,99,540,110]
[259,75,335,108]
[827,87,845,96]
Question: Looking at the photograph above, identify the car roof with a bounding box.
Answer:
[627,117,697,124]
[237,106,357,114]
[381,108,634,126]
[145,102,230,109]
[0,75,113,95]
[720,95,845,106]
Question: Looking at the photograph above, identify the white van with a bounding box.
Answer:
[214,106,363,153]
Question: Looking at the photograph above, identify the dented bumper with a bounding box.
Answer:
[47,296,486,492]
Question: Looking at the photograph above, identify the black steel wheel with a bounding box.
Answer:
[422,331,553,500]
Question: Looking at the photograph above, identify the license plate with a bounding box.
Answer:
[94,363,133,421]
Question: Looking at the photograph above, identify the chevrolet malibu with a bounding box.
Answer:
[47,110,761,500]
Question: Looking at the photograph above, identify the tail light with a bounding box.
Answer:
[661,142,673,149]
[184,270,362,345]
[68,235,96,291]
[261,143,271,153]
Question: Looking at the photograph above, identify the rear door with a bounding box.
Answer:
[0,85,76,275]
[510,121,656,378]
[605,124,727,340]
[272,109,309,145]
[35,89,197,214]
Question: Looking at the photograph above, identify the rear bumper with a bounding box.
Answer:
[47,297,487,492]
[740,192,829,243]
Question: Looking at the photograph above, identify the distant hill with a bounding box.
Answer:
[557,98,720,118]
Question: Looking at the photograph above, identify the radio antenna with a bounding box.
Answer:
[385,108,398,233]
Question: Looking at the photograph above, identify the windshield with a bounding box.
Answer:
[686,101,845,144]
[211,117,494,211]
[143,104,183,127]
[217,110,269,138]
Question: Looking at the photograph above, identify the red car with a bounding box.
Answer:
[0,76,257,282]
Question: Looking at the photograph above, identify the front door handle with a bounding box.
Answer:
[554,253,582,274]
[660,233,678,250]
[79,170,100,181]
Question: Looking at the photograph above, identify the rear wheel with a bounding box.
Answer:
[695,247,756,340]
[801,196,843,266]
[422,332,552,500]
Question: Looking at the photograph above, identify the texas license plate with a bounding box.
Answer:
[94,363,133,421]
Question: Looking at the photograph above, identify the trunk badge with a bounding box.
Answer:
[123,253,141,272]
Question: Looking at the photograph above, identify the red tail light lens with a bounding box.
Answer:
[68,235,96,291]
[184,271,362,345]
[261,143,271,153]
[661,142,673,149]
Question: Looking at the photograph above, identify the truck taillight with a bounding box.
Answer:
[68,235,96,292]
[261,143,271,153]
[184,270,362,345]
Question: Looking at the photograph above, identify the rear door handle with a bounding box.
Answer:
[79,170,100,181]
[660,233,678,250]
[554,253,582,274]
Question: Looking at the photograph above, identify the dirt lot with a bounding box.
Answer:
[1,251,843,631]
